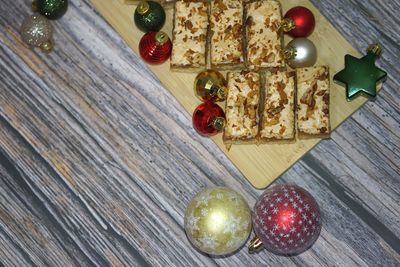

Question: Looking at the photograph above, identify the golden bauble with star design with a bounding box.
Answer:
[184,187,252,255]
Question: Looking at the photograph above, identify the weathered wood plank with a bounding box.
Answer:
[0,152,95,267]
[1,119,399,266]
[0,0,399,266]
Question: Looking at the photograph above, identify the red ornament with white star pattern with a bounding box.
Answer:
[250,185,322,255]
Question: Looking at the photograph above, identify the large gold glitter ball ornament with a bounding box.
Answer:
[184,187,252,255]
[20,14,54,52]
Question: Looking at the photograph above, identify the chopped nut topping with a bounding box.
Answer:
[210,0,244,68]
[171,1,208,69]
[224,71,260,141]
[260,71,295,140]
[245,0,284,69]
[297,66,330,136]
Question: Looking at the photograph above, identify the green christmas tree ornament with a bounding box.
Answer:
[134,1,166,32]
[334,43,387,101]
[33,0,68,20]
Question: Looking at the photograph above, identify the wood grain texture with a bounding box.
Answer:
[90,0,367,188]
[0,0,399,266]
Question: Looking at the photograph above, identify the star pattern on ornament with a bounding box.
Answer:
[223,216,242,234]
[216,192,224,199]
[226,235,246,250]
[195,193,213,207]
[253,186,322,254]
[334,52,387,100]
[200,208,208,216]
[199,234,217,250]
[186,213,200,232]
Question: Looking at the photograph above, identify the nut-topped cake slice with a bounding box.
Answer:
[297,66,330,137]
[170,0,208,72]
[210,0,244,70]
[223,71,260,144]
[245,0,284,70]
[260,71,296,141]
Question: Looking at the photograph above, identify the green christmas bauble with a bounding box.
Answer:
[35,0,68,20]
[134,1,166,32]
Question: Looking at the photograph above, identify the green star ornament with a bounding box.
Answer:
[334,44,387,101]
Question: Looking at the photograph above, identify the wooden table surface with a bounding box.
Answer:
[0,0,399,266]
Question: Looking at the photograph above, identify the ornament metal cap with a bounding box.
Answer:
[283,45,297,60]
[40,39,54,53]
[281,18,296,32]
[210,117,225,131]
[367,43,382,57]
[137,1,150,15]
[248,236,264,254]
[155,31,169,45]
[215,86,227,100]
[32,0,38,12]
[204,79,227,100]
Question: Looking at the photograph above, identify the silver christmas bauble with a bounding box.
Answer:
[20,14,53,48]
[285,38,317,68]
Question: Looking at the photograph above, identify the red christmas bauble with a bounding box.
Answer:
[192,102,225,137]
[139,31,172,64]
[284,6,315,38]
[252,185,321,255]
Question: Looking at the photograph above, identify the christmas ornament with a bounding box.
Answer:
[20,14,54,52]
[194,70,227,102]
[134,1,166,32]
[139,31,172,64]
[282,6,315,38]
[334,43,387,100]
[249,185,322,255]
[33,0,68,20]
[284,38,317,68]
[192,102,225,137]
[184,187,252,255]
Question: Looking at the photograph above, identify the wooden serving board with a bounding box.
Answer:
[91,0,367,188]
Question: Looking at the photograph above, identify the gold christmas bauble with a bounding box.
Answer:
[194,69,227,102]
[184,187,252,255]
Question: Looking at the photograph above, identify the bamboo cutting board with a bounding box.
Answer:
[91,0,367,188]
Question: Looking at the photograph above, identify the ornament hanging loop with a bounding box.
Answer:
[367,43,382,57]
[248,236,264,254]
[281,18,296,33]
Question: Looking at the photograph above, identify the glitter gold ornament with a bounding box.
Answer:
[20,14,54,52]
[184,187,252,255]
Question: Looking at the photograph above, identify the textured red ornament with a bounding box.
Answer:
[284,6,315,38]
[192,102,225,137]
[139,31,172,64]
[253,185,321,255]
